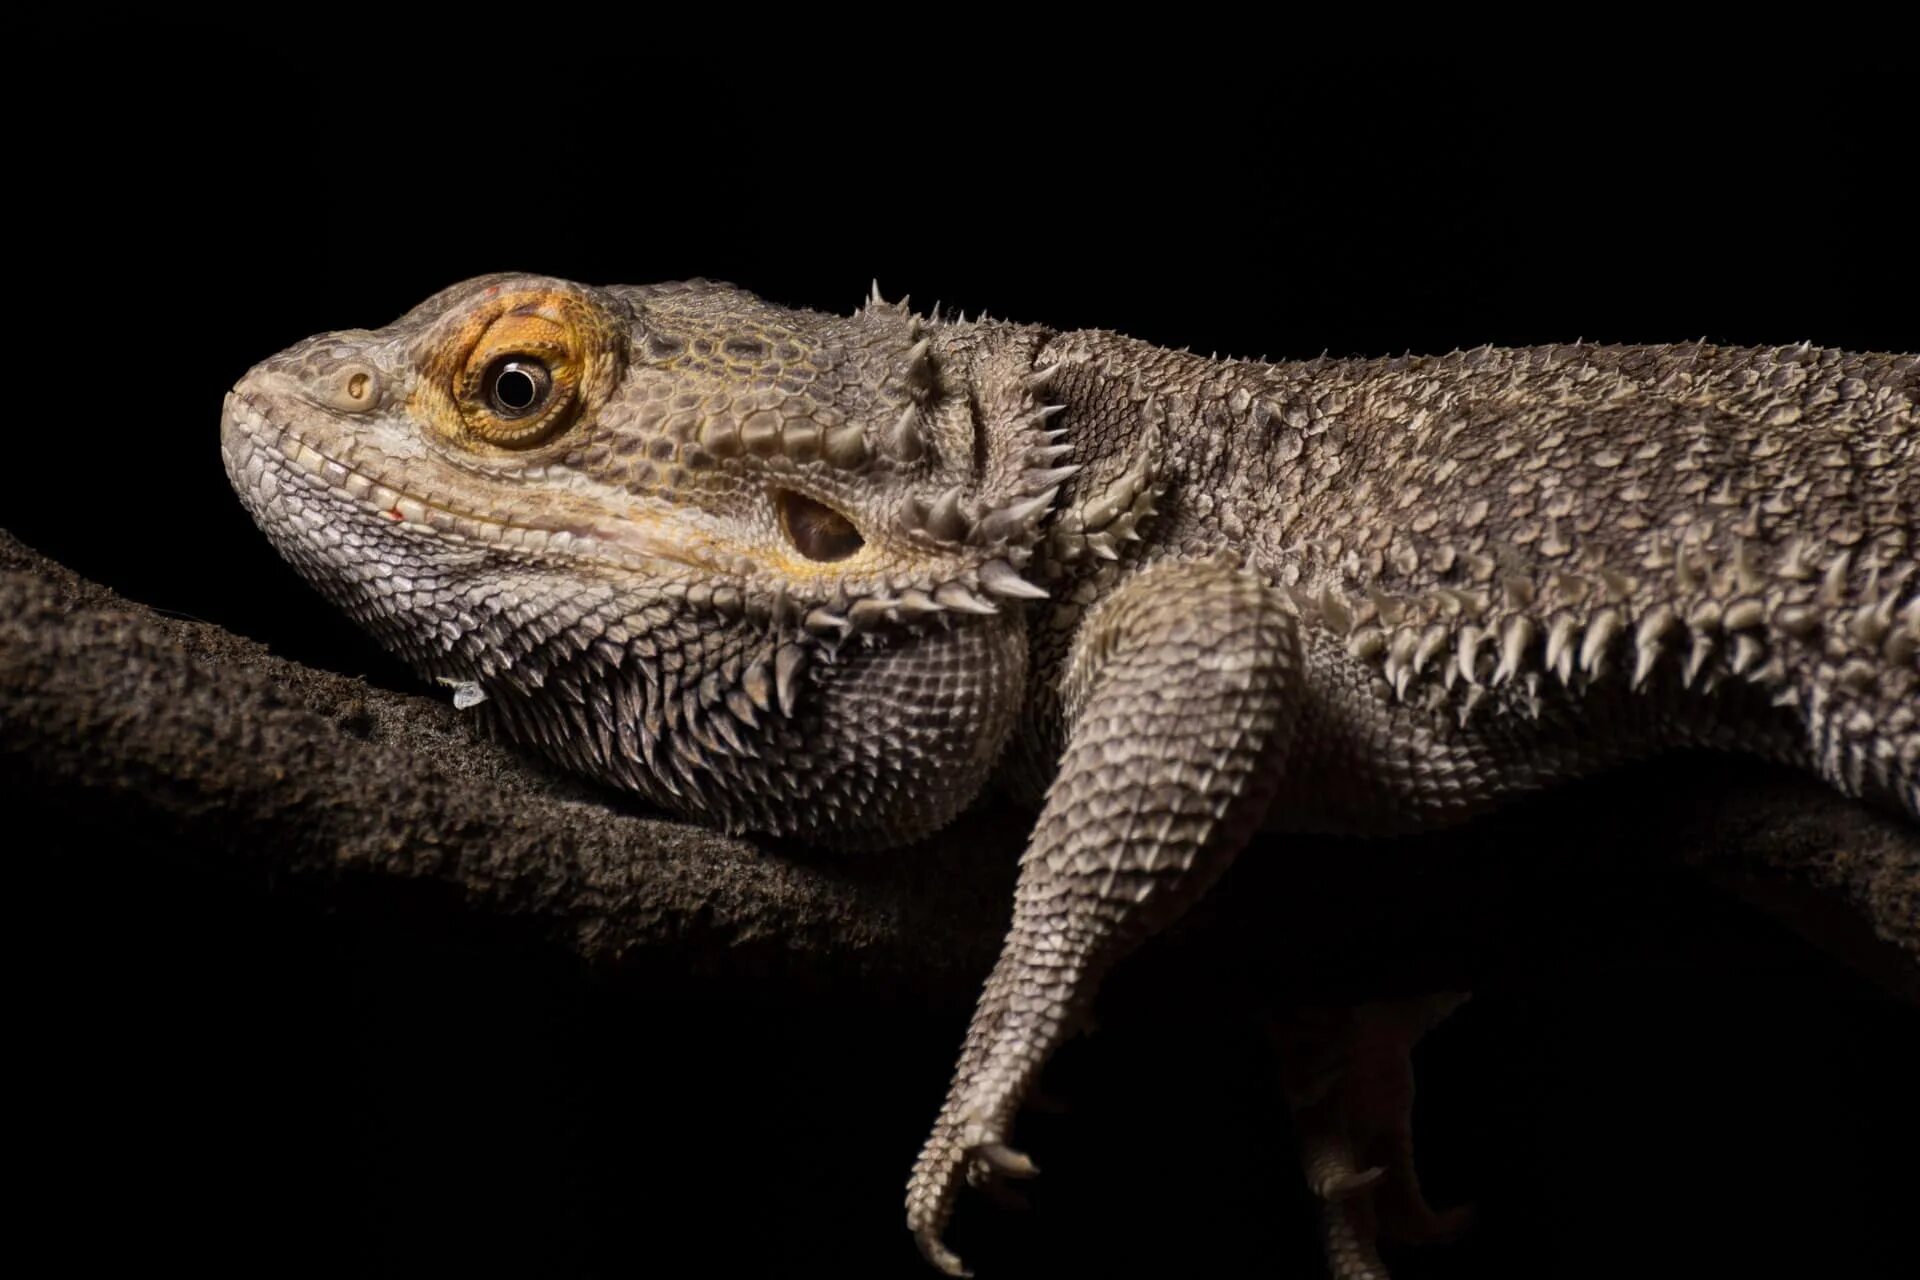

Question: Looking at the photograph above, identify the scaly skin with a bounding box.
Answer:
[222,274,1918,1277]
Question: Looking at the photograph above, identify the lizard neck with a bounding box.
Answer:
[1031,327,1320,564]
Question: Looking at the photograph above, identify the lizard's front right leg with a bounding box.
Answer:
[905,557,1301,1275]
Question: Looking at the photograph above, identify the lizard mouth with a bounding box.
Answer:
[220,386,708,571]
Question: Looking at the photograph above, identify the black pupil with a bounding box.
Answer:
[495,366,539,411]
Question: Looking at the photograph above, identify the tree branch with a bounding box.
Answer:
[2,529,1913,1004]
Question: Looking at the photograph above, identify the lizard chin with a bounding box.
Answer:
[504,609,1032,846]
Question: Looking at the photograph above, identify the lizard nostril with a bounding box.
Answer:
[320,361,382,414]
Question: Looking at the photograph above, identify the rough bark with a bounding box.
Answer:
[2,529,1913,1005]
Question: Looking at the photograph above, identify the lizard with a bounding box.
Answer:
[220,272,1918,1277]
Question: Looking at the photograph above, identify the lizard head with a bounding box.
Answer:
[222,273,1072,844]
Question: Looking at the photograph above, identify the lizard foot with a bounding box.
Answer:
[908,1109,1042,1276]
[1274,993,1474,1279]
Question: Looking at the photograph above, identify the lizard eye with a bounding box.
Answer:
[485,357,553,419]
[446,293,612,449]
[776,489,865,562]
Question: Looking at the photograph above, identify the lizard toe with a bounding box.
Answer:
[973,1141,1040,1179]
[1319,1164,1387,1199]
[911,1228,973,1278]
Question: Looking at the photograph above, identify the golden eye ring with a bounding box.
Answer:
[426,284,626,451]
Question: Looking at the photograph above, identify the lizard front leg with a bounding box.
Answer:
[907,556,1301,1274]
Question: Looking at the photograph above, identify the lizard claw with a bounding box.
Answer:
[1320,1164,1387,1198]
[966,1145,1038,1190]
[912,1228,973,1278]
[908,1138,974,1277]
[910,1105,1041,1275]
[975,1141,1040,1178]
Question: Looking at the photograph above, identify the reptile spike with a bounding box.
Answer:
[1391,660,1413,702]
[895,589,943,620]
[1674,549,1699,593]
[1493,616,1535,685]
[977,559,1049,601]
[1579,611,1621,676]
[1455,624,1485,685]
[1683,631,1714,686]
[903,338,936,402]
[925,487,972,543]
[709,705,751,756]
[1630,606,1677,688]
[1025,364,1062,392]
[1546,616,1579,684]
[1319,590,1354,635]
[1851,605,1892,647]
[773,644,806,719]
[1773,604,1820,639]
[1777,538,1816,581]
[742,659,775,714]
[680,695,715,753]
[1347,628,1387,662]
[889,406,927,462]
[973,487,1059,548]
[1411,625,1448,676]
[931,582,998,615]
[823,423,869,470]
[1819,551,1852,605]
[847,597,896,632]
[1023,464,1083,493]
[804,608,850,636]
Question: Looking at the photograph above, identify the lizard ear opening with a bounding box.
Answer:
[775,489,865,562]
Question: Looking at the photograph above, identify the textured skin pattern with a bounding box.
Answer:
[223,275,1917,1276]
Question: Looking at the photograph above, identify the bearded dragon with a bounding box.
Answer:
[221,273,1918,1277]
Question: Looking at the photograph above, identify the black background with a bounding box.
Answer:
[9,29,1917,1279]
